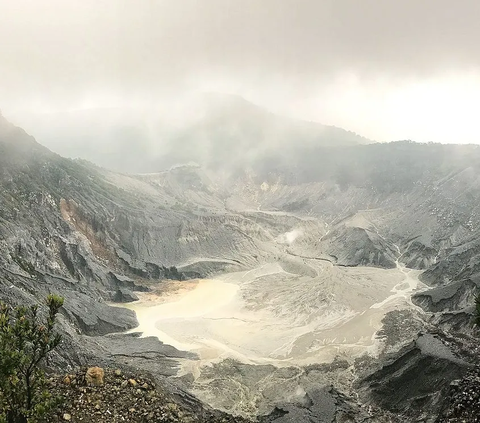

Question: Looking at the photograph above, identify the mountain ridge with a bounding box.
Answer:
[6,93,372,173]
[0,116,479,421]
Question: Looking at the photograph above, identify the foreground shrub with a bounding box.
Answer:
[0,295,64,423]
[475,293,480,328]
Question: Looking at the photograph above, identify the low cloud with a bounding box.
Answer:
[2,0,480,144]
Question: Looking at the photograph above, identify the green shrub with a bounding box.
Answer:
[0,295,64,423]
[475,293,480,328]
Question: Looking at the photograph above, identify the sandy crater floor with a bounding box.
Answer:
[122,259,424,369]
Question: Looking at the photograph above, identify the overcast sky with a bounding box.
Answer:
[1,0,480,143]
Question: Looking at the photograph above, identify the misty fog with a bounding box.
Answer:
[2,0,480,149]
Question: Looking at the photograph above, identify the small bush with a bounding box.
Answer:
[474,293,480,328]
[0,294,64,423]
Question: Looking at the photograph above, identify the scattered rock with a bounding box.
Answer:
[439,365,480,422]
[85,367,105,386]
[48,368,251,423]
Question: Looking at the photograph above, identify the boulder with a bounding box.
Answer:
[86,366,105,386]
[113,288,139,303]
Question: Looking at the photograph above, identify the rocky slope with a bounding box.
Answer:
[1,113,480,421]
[48,367,252,423]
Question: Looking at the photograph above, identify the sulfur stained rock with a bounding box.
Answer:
[85,367,105,386]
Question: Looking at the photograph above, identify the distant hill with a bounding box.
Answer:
[7,93,372,173]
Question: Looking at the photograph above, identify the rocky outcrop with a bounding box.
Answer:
[59,290,138,336]
[359,334,472,420]
[92,333,197,378]
[321,226,397,268]
[437,365,480,422]
[402,240,438,270]
[259,386,369,423]
[113,288,139,303]
[413,279,478,313]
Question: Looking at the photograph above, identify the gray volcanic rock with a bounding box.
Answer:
[419,237,480,287]
[402,240,438,269]
[59,290,138,335]
[359,334,472,420]
[433,308,477,335]
[437,365,480,422]
[3,114,480,422]
[413,279,478,313]
[185,358,374,422]
[0,271,138,336]
[321,226,397,268]
[113,287,139,303]
[261,386,358,423]
[92,333,197,377]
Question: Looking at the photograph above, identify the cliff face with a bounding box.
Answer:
[1,116,480,421]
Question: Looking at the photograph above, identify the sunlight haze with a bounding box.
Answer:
[1,0,480,144]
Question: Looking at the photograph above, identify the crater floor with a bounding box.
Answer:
[120,258,425,416]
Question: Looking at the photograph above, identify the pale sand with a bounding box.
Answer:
[123,279,239,351]
[120,260,425,368]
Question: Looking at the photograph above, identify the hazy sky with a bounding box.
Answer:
[1,0,480,143]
